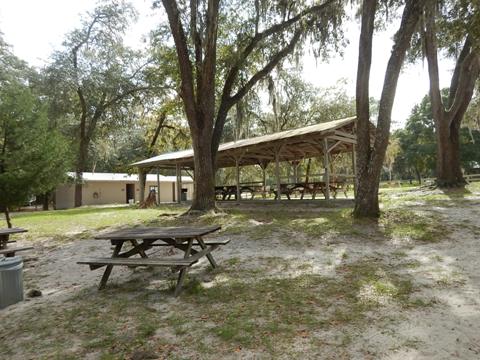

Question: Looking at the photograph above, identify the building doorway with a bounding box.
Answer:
[126,183,135,204]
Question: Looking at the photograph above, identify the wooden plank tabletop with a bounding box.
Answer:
[0,228,28,236]
[94,225,221,240]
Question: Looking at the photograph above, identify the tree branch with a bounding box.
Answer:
[212,29,303,154]
[219,0,336,116]
[103,85,151,109]
[372,0,426,171]
[448,35,472,108]
[148,110,168,157]
[199,0,220,127]
[71,13,102,58]
[87,92,107,141]
[355,0,376,174]
[447,49,480,124]
[231,30,302,106]
[423,1,444,122]
[190,0,202,104]
[254,0,260,35]
[162,0,197,128]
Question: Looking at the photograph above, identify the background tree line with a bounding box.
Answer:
[387,91,480,184]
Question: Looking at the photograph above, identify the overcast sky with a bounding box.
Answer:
[0,0,454,129]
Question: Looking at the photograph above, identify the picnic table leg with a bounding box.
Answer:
[174,238,194,297]
[0,234,8,249]
[196,236,217,269]
[131,239,148,258]
[99,241,123,290]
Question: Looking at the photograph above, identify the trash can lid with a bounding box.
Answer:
[0,256,23,268]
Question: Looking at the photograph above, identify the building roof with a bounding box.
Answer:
[67,172,193,183]
[134,116,357,169]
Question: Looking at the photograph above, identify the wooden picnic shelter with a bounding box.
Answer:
[133,116,362,203]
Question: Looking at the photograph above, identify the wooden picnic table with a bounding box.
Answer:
[0,228,28,249]
[0,228,33,257]
[78,225,228,296]
[0,228,32,257]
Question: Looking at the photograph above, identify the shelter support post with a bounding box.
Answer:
[323,138,330,200]
[275,147,281,202]
[156,168,161,204]
[235,157,241,202]
[138,168,146,203]
[176,163,182,203]
[260,162,268,199]
[292,161,299,183]
[352,145,357,198]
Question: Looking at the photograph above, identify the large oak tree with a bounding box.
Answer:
[422,0,480,186]
[158,0,344,211]
[46,1,153,207]
[354,0,426,217]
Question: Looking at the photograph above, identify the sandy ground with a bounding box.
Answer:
[1,194,480,359]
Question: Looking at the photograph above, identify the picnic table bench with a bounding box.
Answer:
[78,225,228,296]
[0,246,34,257]
[215,185,237,200]
[273,183,294,200]
[216,183,269,200]
[274,180,351,200]
[0,228,31,257]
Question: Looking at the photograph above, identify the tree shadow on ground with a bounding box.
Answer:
[438,186,472,200]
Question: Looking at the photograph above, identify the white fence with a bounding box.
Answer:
[465,174,480,183]
[422,174,480,185]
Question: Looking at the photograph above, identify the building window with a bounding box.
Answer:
[149,186,158,193]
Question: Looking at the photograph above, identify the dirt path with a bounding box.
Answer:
[1,193,479,359]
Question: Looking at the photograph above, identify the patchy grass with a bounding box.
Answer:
[0,257,423,358]
[8,204,188,243]
[380,181,480,208]
[379,208,449,243]
[2,185,477,358]
[142,205,447,245]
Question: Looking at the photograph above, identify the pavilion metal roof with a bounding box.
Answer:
[67,172,193,182]
[133,116,357,169]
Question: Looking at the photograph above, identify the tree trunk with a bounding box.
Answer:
[354,0,377,218]
[43,192,49,211]
[74,127,89,208]
[354,176,379,217]
[354,0,424,218]
[190,132,216,211]
[414,166,422,185]
[436,120,464,186]
[3,206,12,228]
[138,168,147,203]
[423,4,478,188]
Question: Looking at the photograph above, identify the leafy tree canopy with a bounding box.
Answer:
[0,36,71,224]
[393,91,480,180]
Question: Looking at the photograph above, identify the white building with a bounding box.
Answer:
[55,172,194,209]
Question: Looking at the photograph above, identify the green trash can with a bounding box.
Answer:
[0,256,24,309]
